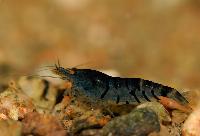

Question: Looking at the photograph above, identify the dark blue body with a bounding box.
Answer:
[60,68,188,105]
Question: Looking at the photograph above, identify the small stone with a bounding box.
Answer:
[18,77,58,112]
[0,119,22,136]
[71,110,111,134]
[149,125,170,136]
[137,102,171,123]
[0,85,35,120]
[101,108,160,136]
[182,105,200,136]
[172,110,188,124]
[22,112,67,136]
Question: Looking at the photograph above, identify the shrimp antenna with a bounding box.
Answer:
[57,58,61,67]
[54,57,61,70]
[33,68,55,73]
[38,65,55,68]
[34,65,56,73]
[25,74,61,79]
[55,63,58,70]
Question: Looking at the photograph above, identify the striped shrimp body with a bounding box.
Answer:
[52,66,191,112]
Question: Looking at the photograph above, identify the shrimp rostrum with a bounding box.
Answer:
[52,65,191,113]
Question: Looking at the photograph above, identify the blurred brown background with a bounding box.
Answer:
[0,0,200,90]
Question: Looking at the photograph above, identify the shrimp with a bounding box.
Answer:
[51,65,191,113]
